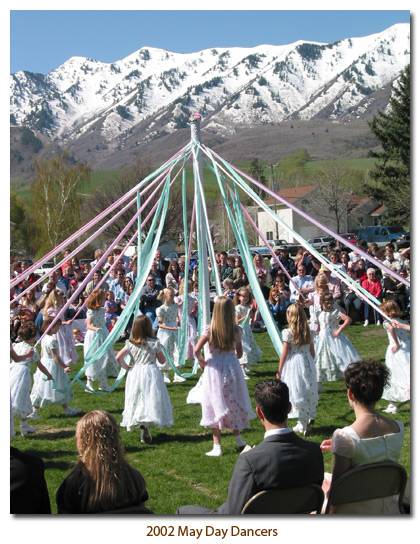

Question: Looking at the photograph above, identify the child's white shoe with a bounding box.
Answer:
[27,411,39,420]
[383,402,398,414]
[173,374,186,383]
[85,380,95,393]
[20,422,38,436]
[163,372,171,383]
[293,421,306,435]
[206,446,223,457]
[364,319,369,327]
[98,379,110,391]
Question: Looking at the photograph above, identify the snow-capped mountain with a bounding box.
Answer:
[10,23,410,170]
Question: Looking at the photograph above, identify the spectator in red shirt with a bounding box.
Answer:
[362,268,383,326]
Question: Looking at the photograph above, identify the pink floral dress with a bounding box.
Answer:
[199,325,256,430]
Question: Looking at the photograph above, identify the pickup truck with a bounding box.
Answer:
[267,239,299,256]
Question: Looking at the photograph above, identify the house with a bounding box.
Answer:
[257,184,387,243]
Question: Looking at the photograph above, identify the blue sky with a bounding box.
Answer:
[10,9,411,75]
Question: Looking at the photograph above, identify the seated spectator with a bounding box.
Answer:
[355,258,367,283]
[109,269,126,312]
[150,260,164,287]
[256,270,271,300]
[222,278,235,298]
[362,269,383,326]
[319,265,341,303]
[277,246,296,284]
[139,274,162,327]
[232,256,245,289]
[295,249,321,278]
[84,271,109,298]
[341,267,363,321]
[56,410,149,513]
[268,288,289,329]
[382,243,404,273]
[289,264,314,303]
[165,260,180,292]
[72,327,85,345]
[383,266,408,315]
[104,291,119,329]
[178,258,186,281]
[320,360,404,514]
[217,252,233,282]
[273,274,291,301]
[176,379,324,515]
[90,249,105,270]
[253,254,269,278]
[126,260,138,284]
[329,251,346,279]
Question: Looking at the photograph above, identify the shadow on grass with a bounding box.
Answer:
[29,429,76,440]
[125,432,212,452]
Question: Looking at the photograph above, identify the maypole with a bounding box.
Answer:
[190,113,211,330]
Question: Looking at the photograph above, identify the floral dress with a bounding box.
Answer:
[174,294,197,360]
[199,325,256,430]
[47,306,78,366]
[314,309,361,383]
[84,307,119,381]
[10,341,40,419]
[235,304,262,367]
[120,339,173,431]
[382,319,410,402]
[31,335,74,407]
[280,328,318,421]
[156,303,179,369]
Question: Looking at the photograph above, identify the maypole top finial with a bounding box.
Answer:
[190,112,202,144]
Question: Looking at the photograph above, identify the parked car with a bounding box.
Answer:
[307,236,335,252]
[337,233,357,250]
[34,262,55,276]
[269,239,299,256]
[357,226,410,249]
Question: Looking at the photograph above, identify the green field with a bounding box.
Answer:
[11,157,375,204]
[12,323,410,515]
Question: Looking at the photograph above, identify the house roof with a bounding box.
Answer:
[370,204,388,216]
[264,185,317,206]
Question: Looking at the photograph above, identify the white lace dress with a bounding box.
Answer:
[84,307,119,381]
[235,304,262,367]
[382,319,410,402]
[31,335,74,407]
[46,306,78,366]
[280,328,318,421]
[156,303,179,369]
[10,342,40,419]
[120,339,173,431]
[314,309,361,383]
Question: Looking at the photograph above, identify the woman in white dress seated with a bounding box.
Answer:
[321,360,405,514]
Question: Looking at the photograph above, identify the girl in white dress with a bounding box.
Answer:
[43,289,78,366]
[10,322,53,436]
[194,296,255,456]
[174,279,197,361]
[156,287,184,383]
[84,290,119,392]
[233,287,262,379]
[30,317,81,418]
[277,303,318,436]
[116,316,174,443]
[314,293,361,391]
[379,300,410,414]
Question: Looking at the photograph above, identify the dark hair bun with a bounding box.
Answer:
[344,360,390,405]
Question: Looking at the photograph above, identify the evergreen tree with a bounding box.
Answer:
[368,64,410,224]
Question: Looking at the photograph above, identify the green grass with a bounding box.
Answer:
[303,157,377,174]
[12,323,410,514]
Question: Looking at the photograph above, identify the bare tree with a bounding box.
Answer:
[31,152,91,256]
[307,161,362,233]
[82,156,192,247]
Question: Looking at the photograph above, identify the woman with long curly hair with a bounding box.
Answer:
[56,410,149,513]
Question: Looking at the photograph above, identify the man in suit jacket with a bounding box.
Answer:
[175,379,324,515]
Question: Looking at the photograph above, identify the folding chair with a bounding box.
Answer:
[325,461,407,514]
[241,484,324,514]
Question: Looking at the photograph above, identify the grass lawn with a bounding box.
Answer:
[12,322,410,515]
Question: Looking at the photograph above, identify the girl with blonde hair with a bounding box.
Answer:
[42,289,78,366]
[194,296,255,456]
[174,279,197,360]
[116,316,173,443]
[56,410,149,513]
[156,287,184,383]
[378,300,410,414]
[233,287,262,379]
[277,303,317,435]
[84,290,119,393]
